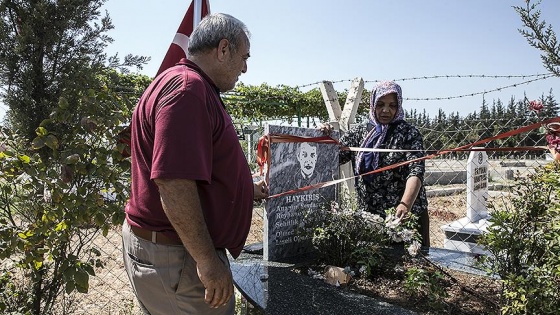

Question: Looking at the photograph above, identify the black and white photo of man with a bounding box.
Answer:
[294,142,320,187]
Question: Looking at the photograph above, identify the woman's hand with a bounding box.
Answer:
[319,123,334,136]
[253,179,269,200]
[395,201,410,220]
[397,176,422,220]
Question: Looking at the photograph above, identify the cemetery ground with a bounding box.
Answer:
[77,193,502,315]
[248,192,503,315]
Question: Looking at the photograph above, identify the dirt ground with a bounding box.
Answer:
[244,189,509,314]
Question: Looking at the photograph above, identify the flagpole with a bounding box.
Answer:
[193,0,203,28]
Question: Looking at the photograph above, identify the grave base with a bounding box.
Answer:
[440,216,491,255]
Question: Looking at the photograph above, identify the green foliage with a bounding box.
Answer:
[304,202,387,274]
[404,266,449,310]
[0,70,146,314]
[224,82,371,127]
[224,83,327,125]
[0,0,148,142]
[0,1,149,312]
[0,0,108,140]
[479,161,560,314]
[300,194,422,278]
[299,194,463,312]
[514,0,560,77]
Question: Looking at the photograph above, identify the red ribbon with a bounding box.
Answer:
[262,117,560,199]
[256,135,269,177]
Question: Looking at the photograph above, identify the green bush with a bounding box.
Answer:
[0,79,137,314]
[479,161,560,315]
[404,266,449,310]
[301,195,421,278]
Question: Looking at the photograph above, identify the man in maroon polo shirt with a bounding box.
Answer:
[121,13,268,315]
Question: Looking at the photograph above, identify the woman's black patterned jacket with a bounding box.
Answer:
[339,121,428,217]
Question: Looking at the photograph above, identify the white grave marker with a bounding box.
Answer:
[467,150,489,222]
[440,149,491,254]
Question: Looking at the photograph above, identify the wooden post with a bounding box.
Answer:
[320,78,364,199]
[319,81,342,122]
[340,78,364,132]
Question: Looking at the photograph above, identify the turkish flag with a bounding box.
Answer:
[119,1,210,159]
[156,0,211,76]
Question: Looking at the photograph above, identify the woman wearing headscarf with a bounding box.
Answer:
[338,81,429,246]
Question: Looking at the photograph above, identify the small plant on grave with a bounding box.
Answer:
[383,207,422,257]
[300,198,388,274]
[356,208,423,278]
[404,266,449,310]
[478,162,560,315]
[300,193,424,278]
[527,98,560,159]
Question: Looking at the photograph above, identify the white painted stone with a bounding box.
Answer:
[319,81,341,122]
[466,149,489,222]
[440,149,492,254]
[443,239,489,255]
[441,217,492,255]
[339,78,363,133]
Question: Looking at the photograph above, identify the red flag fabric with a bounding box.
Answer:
[156,0,210,76]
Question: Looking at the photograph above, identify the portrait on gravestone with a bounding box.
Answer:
[263,125,339,262]
[289,142,321,188]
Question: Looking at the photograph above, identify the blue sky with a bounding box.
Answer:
[101,0,560,117]
[2,0,559,119]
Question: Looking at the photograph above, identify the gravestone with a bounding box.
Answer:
[466,150,489,222]
[441,149,491,254]
[263,125,339,262]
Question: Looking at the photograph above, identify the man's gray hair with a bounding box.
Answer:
[187,13,250,56]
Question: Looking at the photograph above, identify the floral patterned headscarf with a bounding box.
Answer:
[355,81,404,177]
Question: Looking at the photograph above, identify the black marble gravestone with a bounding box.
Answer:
[263,125,339,263]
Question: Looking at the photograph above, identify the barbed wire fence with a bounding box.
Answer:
[295,73,555,97]
[3,73,557,314]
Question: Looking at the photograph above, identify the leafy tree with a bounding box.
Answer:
[0,0,148,140]
[0,70,150,314]
[479,98,491,120]
[479,162,560,314]
[514,0,560,76]
[224,82,372,128]
[0,1,149,314]
[226,83,337,126]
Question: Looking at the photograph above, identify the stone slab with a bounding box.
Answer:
[426,247,497,278]
[231,252,418,315]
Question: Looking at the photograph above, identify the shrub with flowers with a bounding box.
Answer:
[528,99,560,159]
[477,98,559,314]
[300,195,421,278]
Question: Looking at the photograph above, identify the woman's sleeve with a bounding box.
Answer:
[405,126,426,180]
[339,125,362,165]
